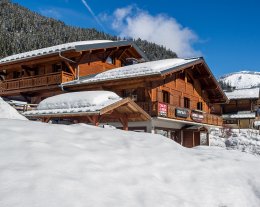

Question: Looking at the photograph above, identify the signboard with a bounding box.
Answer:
[191,110,204,122]
[175,107,189,118]
[158,103,167,117]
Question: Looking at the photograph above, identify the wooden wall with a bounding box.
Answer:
[149,71,211,113]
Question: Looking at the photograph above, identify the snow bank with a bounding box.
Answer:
[37,91,121,110]
[1,119,260,207]
[0,97,27,120]
[210,128,260,155]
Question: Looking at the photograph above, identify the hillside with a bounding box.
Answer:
[0,0,177,60]
[219,71,260,89]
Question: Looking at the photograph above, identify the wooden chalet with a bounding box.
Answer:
[0,40,147,103]
[219,87,260,128]
[61,57,228,148]
[0,41,228,147]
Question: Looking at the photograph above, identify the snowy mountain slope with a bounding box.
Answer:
[0,97,27,120]
[219,71,260,89]
[0,119,260,207]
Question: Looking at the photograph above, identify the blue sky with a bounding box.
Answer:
[12,0,260,77]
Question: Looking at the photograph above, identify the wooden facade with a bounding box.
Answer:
[63,60,227,128]
[0,41,146,103]
[61,59,228,147]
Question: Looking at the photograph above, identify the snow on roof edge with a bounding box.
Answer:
[0,40,115,64]
[62,57,201,87]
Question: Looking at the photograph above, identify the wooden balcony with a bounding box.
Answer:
[0,71,74,95]
[137,101,223,126]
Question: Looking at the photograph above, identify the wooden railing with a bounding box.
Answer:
[0,71,74,94]
[136,101,223,126]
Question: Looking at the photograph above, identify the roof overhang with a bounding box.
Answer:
[0,41,148,68]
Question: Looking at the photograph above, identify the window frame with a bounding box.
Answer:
[184,97,190,109]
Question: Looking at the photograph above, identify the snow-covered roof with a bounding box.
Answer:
[24,91,121,116]
[224,87,260,100]
[0,40,148,64]
[63,58,200,86]
[222,111,256,119]
[0,97,27,120]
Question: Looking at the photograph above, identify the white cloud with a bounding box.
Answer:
[107,6,200,58]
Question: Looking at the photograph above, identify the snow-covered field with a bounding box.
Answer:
[0,119,259,207]
[1,98,260,206]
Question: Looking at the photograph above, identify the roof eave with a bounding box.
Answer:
[75,40,149,61]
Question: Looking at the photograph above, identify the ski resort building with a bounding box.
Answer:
[221,87,260,128]
[0,40,228,147]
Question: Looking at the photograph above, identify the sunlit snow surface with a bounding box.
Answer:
[0,119,260,207]
[219,71,260,89]
[0,97,27,120]
[0,40,112,64]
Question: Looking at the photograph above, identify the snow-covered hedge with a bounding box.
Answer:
[210,128,260,155]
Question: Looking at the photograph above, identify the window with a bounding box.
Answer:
[197,102,203,111]
[184,97,190,109]
[162,90,170,103]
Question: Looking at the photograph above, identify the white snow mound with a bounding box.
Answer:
[0,97,27,120]
[0,119,260,207]
[37,91,121,110]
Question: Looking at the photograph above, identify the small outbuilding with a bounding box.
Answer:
[23,91,150,130]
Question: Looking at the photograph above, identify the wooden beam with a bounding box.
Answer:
[64,61,76,77]
[119,115,128,131]
[77,51,92,64]
[118,48,128,60]
[0,52,82,70]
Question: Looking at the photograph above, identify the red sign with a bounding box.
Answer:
[158,103,167,117]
